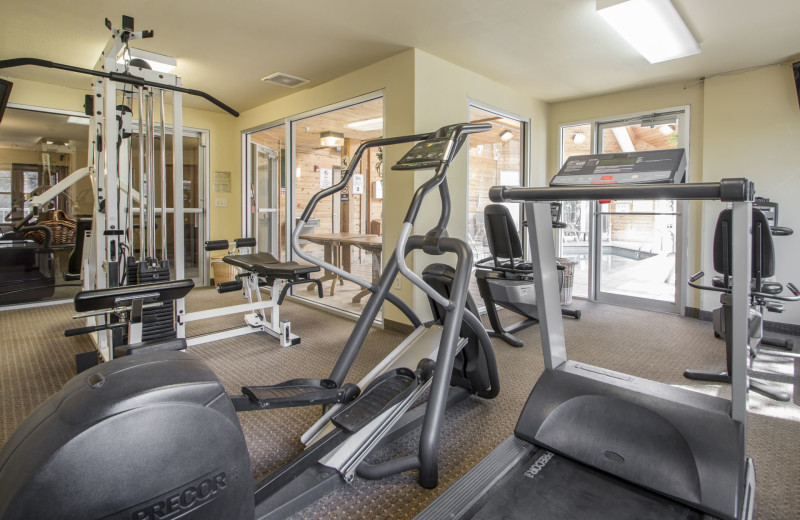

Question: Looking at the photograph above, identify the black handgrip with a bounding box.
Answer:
[771,226,793,237]
[205,240,229,251]
[689,271,704,283]
[234,237,256,248]
[216,280,243,294]
[788,283,799,296]
[65,322,125,337]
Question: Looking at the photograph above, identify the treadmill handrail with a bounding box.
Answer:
[489,178,753,203]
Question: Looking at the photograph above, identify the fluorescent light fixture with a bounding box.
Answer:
[117,48,177,73]
[346,118,383,131]
[573,132,586,144]
[67,116,90,125]
[597,0,700,64]
[499,130,514,142]
[320,131,345,147]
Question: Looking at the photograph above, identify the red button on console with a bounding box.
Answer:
[600,175,613,180]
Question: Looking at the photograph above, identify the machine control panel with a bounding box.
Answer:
[392,138,452,171]
[551,149,686,186]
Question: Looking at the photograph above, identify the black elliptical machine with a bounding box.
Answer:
[0,123,499,520]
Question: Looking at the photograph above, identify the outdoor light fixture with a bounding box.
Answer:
[320,131,345,147]
[117,48,177,73]
[597,0,700,64]
[573,132,586,144]
[346,118,383,131]
[500,130,514,142]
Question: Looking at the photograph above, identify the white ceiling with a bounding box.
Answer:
[1,0,798,115]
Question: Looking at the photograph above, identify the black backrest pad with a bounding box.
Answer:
[484,204,523,259]
[712,208,774,278]
[74,279,195,311]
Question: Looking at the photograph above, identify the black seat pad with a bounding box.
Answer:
[760,281,783,295]
[224,253,319,278]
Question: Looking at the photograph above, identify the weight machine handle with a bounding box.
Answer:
[0,58,240,117]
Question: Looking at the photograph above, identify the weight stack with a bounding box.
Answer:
[124,257,177,343]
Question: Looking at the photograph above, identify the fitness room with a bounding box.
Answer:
[0,1,798,519]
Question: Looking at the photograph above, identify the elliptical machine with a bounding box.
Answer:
[0,123,500,520]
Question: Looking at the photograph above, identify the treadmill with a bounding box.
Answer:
[416,150,756,520]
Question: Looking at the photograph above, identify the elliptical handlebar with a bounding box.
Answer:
[392,123,491,309]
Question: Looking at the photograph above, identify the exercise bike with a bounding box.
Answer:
[475,202,580,347]
[684,204,800,402]
[0,123,500,520]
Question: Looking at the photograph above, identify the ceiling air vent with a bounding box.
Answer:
[260,72,310,88]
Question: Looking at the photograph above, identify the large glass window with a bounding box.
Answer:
[467,104,527,303]
[558,123,592,299]
[242,95,384,317]
[291,97,384,314]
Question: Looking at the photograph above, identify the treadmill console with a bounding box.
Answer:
[393,124,461,171]
[551,149,686,186]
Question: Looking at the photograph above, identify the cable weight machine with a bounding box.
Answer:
[0,15,239,360]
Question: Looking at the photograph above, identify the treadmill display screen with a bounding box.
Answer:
[550,149,686,186]
[598,157,638,167]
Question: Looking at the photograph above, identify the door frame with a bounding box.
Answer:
[559,106,690,315]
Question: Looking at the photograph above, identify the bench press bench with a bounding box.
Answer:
[178,238,322,348]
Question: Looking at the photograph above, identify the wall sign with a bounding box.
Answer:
[353,174,364,194]
[320,168,332,189]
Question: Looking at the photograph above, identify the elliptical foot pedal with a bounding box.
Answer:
[332,368,417,433]
[239,379,358,410]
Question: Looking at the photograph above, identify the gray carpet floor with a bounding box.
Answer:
[1,288,799,519]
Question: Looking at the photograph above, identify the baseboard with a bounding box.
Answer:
[384,318,415,335]
[684,306,800,336]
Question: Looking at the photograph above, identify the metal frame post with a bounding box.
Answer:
[525,201,568,370]
[729,200,751,425]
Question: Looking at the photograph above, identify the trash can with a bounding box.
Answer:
[556,258,576,305]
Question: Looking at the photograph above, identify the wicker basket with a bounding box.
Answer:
[24,210,76,245]
[211,259,236,284]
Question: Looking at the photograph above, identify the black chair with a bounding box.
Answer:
[474,204,580,348]
[685,208,799,401]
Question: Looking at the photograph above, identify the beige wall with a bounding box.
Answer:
[699,64,800,325]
